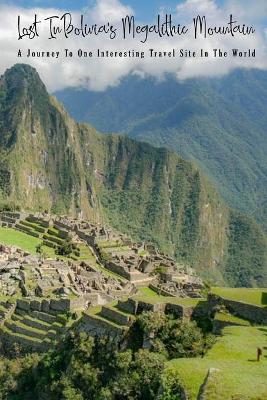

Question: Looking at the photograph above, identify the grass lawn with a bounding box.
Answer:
[212,287,267,307]
[134,287,170,304]
[168,325,267,399]
[135,287,203,307]
[138,286,164,298]
[0,227,42,254]
[78,244,96,261]
[0,227,67,260]
[215,312,251,326]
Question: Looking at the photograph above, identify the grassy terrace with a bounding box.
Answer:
[0,227,42,254]
[169,325,267,399]
[215,312,251,326]
[212,287,267,307]
[78,244,94,261]
[1,325,44,343]
[134,287,203,307]
[0,226,60,259]
[85,303,128,329]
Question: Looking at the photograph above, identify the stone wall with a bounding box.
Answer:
[16,297,85,313]
[165,303,194,319]
[208,294,267,324]
[137,301,166,314]
[106,261,131,280]
[5,321,44,340]
[50,298,71,312]
[149,283,175,297]
[78,313,125,338]
[100,307,131,326]
[117,298,138,314]
[19,316,50,332]
[75,229,95,246]
[69,298,86,310]
[98,293,114,305]
[30,310,57,324]
[0,329,49,353]
[26,215,50,228]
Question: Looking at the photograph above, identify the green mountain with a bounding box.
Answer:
[55,70,267,230]
[0,64,267,287]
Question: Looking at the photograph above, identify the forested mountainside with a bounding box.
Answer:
[0,64,267,287]
[55,70,267,231]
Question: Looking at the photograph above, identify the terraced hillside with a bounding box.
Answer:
[0,298,70,353]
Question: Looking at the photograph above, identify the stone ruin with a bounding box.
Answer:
[0,212,207,352]
[0,244,136,308]
[0,211,204,301]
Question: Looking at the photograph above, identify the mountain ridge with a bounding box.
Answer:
[54,69,267,228]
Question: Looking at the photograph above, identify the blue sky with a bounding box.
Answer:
[3,0,266,26]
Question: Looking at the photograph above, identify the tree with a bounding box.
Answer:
[56,238,74,256]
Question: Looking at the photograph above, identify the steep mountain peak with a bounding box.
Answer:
[0,63,49,113]
[1,63,46,92]
[0,64,50,148]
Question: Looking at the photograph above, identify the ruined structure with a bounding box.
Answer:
[0,211,205,351]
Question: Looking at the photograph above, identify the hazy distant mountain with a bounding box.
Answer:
[0,64,267,287]
[55,70,267,230]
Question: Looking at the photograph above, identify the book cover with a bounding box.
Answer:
[0,0,266,398]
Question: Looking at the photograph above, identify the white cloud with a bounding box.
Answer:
[89,0,133,22]
[0,0,266,91]
[224,0,267,22]
[176,0,219,17]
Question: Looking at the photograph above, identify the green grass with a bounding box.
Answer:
[212,287,267,307]
[106,304,136,318]
[78,244,95,261]
[87,306,104,316]
[138,287,163,298]
[167,297,203,307]
[215,312,251,326]
[97,240,123,248]
[138,250,149,257]
[0,226,96,263]
[168,325,267,399]
[0,227,42,254]
[0,226,61,259]
[134,287,203,307]
[0,304,8,313]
